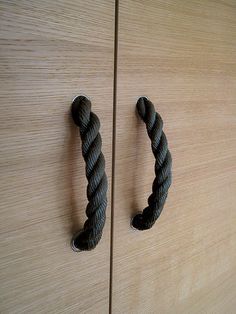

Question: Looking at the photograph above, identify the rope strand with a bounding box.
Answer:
[132,97,172,230]
[71,96,108,251]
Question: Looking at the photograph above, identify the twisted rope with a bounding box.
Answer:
[71,96,108,251]
[132,97,172,230]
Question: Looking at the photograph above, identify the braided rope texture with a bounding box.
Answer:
[132,97,172,230]
[71,96,108,251]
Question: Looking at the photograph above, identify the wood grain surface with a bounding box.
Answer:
[112,1,236,313]
[0,1,114,313]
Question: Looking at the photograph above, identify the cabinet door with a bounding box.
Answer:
[112,1,236,313]
[0,1,114,313]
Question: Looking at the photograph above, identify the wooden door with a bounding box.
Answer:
[112,1,236,313]
[0,1,114,313]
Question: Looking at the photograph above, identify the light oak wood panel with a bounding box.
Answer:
[112,1,236,313]
[0,1,114,313]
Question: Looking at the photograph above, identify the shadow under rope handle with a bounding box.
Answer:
[71,96,108,251]
[131,97,172,231]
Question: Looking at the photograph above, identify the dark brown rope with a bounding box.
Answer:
[71,96,108,251]
[131,97,172,230]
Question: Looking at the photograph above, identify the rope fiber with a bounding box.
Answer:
[132,97,172,230]
[71,96,108,251]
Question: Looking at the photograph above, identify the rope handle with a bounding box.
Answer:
[71,96,108,251]
[131,97,172,230]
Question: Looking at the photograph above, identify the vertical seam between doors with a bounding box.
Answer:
[109,0,119,313]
